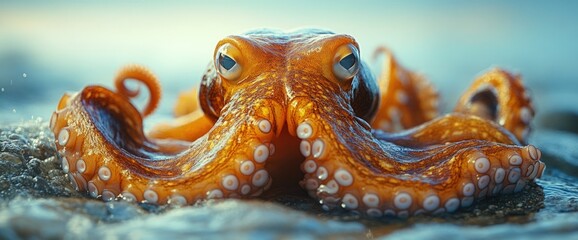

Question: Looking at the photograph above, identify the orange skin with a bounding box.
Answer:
[49,29,544,218]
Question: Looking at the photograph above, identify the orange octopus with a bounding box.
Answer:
[49,29,544,218]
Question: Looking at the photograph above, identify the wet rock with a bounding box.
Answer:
[380,212,578,240]
[0,120,81,201]
[1,121,578,239]
[96,200,365,239]
[0,152,21,164]
[530,129,578,176]
[0,198,365,239]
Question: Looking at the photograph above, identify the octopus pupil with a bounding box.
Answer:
[339,53,356,70]
[219,53,236,70]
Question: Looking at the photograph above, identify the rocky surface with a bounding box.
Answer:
[1,120,577,239]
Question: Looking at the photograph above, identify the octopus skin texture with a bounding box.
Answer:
[49,29,545,218]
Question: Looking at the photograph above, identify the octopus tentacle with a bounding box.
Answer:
[147,110,215,142]
[454,69,534,143]
[114,64,162,117]
[370,47,439,132]
[148,87,215,141]
[50,85,282,204]
[374,113,519,148]
[287,81,542,217]
[173,88,201,117]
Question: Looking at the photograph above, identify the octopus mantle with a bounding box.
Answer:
[49,29,544,218]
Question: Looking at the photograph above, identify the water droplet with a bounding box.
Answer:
[1,88,4,92]
[22,73,27,78]
[12,109,16,113]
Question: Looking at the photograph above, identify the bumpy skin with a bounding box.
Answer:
[49,29,544,218]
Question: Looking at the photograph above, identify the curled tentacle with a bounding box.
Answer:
[371,47,439,132]
[454,69,535,144]
[114,64,162,117]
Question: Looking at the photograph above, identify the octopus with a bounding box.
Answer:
[49,29,545,218]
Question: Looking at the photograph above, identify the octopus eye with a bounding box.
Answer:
[333,44,360,81]
[339,54,356,70]
[215,43,243,81]
[219,53,236,71]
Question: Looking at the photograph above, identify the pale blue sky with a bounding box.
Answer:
[1,1,577,123]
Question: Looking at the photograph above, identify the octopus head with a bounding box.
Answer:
[194,29,382,191]
[199,29,380,137]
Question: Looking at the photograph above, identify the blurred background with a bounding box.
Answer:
[1,1,577,130]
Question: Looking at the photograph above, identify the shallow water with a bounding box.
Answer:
[1,1,578,239]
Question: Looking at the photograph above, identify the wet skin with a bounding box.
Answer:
[50,29,544,218]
